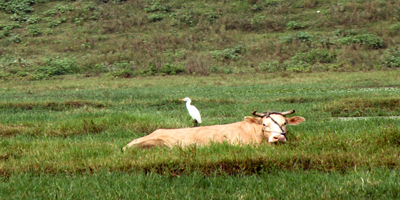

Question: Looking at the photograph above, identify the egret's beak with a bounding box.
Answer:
[179,99,184,101]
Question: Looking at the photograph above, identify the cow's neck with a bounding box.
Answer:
[253,124,267,143]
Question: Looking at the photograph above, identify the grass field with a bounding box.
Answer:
[1,71,400,199]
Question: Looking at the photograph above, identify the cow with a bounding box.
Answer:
[123,110,305,150]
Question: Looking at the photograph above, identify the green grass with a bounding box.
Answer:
[1,170,399,199]
[1,71,400,198]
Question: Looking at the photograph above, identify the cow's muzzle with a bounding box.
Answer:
[271,134,286,142]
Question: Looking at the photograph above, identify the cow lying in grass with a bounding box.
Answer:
[123,110,305,150]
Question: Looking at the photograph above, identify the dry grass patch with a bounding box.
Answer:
[40,119,107,138]
[275,96,330,104]
[0,100,106,111]
[325,97,400,117]
[375,125,400,147]
[0,125,29,137]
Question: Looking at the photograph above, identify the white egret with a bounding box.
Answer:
[179,97,202,127]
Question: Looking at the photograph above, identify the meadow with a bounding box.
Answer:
[1,71,400,199]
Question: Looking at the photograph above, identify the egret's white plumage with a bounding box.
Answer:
[180,97,201,126]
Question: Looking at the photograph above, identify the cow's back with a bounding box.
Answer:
[140,121,261,147]
[124,120,262,149]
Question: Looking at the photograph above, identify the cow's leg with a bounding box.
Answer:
[123,139,141,151]
[123,138,166,151]
[134,139,166,149]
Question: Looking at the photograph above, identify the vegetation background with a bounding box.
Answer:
[1,0,400,199]
[1,0,400,79]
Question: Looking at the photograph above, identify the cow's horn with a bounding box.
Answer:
[252,110,267,117]
[279,110,295,115]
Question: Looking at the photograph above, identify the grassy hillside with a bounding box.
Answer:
[1,0,400,80]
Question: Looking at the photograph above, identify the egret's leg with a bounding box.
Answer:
[194,119,198,127]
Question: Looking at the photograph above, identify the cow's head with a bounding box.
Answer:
[251,110,305,143]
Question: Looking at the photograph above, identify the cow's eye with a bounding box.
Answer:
[263,124,267,127]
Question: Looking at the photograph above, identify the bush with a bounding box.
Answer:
[26,14,40,24]
[286,21,307,30]
[35,57,80,78]
[54,5,74,13]
[316,36,335,48]
[9,34,22,43]
[148,13,165,22]
[292,50,336,64]
[285,61,311,72]
[204,10,222,23]
[282,49,335,73]
[383,49,400,68]
[0,71,11,79]
[250,4,262,12]
[47,18,66,28]
[1,23,22,31]
[0,0,36,14]
[0,55,30,70]
[171,11,198,27]
[43,9,57,16]
[16,71,29,77]
[10,13,28,22]
[29,73,48,81]
[140,63,157,76]
[212,45,246,61]
[337,34,384,49]
[159,63,184,75]
[105,61,135,78]
[280,32,314,43]
[144,1,171,13]
[295,32,315,42]
[258,61,280,73]
[26,25,41,37]
[0,30,10,39]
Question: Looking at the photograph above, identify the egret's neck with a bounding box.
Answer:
[185,100,191,108]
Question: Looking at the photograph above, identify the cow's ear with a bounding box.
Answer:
[287,116,305,125]
[244,116,262,124]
